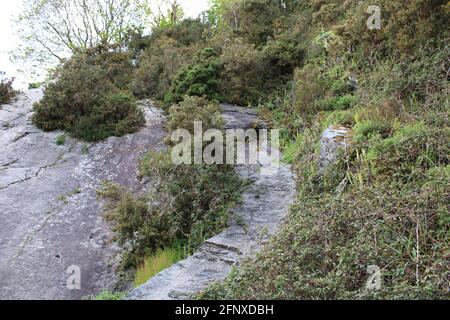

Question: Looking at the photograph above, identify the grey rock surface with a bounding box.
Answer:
[0,90,165,300]
[127,105,295,300]
[319,126,352,171]
[220,104,267,130]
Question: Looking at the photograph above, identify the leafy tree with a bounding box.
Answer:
[14,0,153,71]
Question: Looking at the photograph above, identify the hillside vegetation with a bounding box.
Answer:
[31,0,449,299]
[198,0,450,299]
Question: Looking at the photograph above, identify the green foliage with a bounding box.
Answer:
[0,72,17,104]
[133,37,191,100]
[353,120,393,143]
[335,0,449,55]
[365,125,449,180]
[320,94,358,111]
[32,46,144,141]
[132,19,208,100]
[165,48,222,105]
[134,243,187,287]
[55,134,66,145]
[218,37,277,105]
[92,290,127,300]
[198,0,450,300]
[293,64,326,117]
[100,152,244,269]
[166,95,223,134]
[151,18,207,47]
[200,116,449,300]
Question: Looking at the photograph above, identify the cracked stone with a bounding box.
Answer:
[0,89,166,300]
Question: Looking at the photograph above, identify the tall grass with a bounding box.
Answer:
[134,243,190,287]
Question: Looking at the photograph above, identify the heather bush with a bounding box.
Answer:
[166,95,223,135]
[33,45,144,141]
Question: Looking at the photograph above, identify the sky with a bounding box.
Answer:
[0,0,210,89]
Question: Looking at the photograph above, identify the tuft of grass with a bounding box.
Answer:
[81,144,89,155]
[134,244,186,287]
[55,134,66,146]
[353,120,393,143]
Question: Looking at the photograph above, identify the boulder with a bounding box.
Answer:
[319,126,352,171]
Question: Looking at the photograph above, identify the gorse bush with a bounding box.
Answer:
[0,72,17,104]
[100,153,244,269]
[218,38,265,105]
[33,45,144,141]
[164,47,222,105]
[166,95,223,135]
[133,36,194,100]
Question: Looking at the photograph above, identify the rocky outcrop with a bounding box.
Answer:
[319,126,352,171]
[0,90,165,300]
[127,105,295,300]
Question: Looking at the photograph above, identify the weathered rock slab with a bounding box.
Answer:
[0,91,165,300]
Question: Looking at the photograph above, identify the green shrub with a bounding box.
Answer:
[100,151,244,269]
[321,94,358,111]
[166,95,223,135]
[366,125,450,180]
[33,46,144,141]
[353,120,393,143]
[335,0,449,55]
[55,134,66,145]
[324,110,356,127]
[218,38,266,105]
[133,36,195,100]
[0,72,17,104]
[293,64,327,117]
[92,290,127,300]
[164,48,222,105]
[200,120,449,300]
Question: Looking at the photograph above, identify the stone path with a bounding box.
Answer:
[0,89,165,300]
[127,105,295,300]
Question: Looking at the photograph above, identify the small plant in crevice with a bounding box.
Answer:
[55,134,66,145]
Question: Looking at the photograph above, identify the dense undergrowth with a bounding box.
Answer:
[33,0,449,299]
[198,0,449,299]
